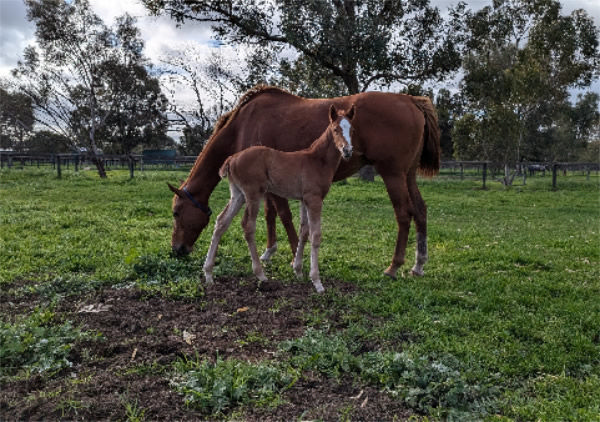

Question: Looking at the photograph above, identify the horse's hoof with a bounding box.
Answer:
[383,271,397,280]
[410,267,424,277]
[312,280,324,293]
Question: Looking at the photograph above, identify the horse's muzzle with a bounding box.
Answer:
[172,244,191,257]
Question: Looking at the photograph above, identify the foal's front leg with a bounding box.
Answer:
[242,199,268,283]
[204,185,245,284]
[306,199,324,293]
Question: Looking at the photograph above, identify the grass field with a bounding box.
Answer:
[1,167,599,421]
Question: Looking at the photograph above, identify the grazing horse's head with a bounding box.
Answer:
[329,104,355,160]
[168,183,212,256]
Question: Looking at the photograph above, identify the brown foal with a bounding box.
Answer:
[203,104,355,292]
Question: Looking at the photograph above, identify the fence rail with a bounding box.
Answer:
[1,152,598,190]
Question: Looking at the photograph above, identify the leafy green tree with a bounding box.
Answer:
[144,0,465,95]
[0,84,34,151]
[453,0,599,184]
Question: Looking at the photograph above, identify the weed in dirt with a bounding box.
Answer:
[0,308,97,378]
[122,398,147,422]
[171,354,296,416]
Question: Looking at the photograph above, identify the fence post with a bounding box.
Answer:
[8,155,13,168]
[128,155,134,179]
[552,163,558,190]
[56,155,62,179]
[460,163,464,180]
[482,162,488,190]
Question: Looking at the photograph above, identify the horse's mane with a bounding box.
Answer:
[185,85,297,183]
[210,85,296,146]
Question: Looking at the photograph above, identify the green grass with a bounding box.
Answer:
[1,167,599,419]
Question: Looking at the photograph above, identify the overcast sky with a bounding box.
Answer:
[1,0,599,91]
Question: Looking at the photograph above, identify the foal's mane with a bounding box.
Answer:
[185,85,297,182]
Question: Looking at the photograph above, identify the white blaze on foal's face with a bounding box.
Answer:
[339,117,353,159]
[340,117,352,146]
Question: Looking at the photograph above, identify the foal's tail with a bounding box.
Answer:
[219,157,233,179]
[412,96,441,177]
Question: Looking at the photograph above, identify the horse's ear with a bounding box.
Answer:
[329,104,337,123]
[167,182,182,197]
[347,104,356,121]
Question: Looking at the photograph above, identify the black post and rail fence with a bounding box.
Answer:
[1,151,598,190]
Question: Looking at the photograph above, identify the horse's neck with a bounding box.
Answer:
[185,134,232,202]
[308,128,341,169]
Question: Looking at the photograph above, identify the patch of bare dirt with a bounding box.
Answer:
[0,277,411,421]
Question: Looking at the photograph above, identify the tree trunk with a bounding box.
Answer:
[359,165,375,182]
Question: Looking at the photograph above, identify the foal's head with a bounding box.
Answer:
[328,104,355,160]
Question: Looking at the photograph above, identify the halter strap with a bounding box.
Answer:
[182,186,212,217]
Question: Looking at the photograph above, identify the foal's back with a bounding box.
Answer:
[220,145,316,200]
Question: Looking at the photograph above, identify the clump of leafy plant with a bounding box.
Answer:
[128,252,204,299]
[0,308,92,378]
[171,355,295,415]
[279,328,362,378]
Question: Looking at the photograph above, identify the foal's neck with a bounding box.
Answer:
[308,127,342,169]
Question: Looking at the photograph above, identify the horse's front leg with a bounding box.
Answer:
[242,198,268,283]
[204,185,245,283]
[305,198,324,293]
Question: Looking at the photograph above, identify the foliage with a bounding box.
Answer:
[172,355,293,415]
[143,0,465,95]
[0,84,35,151]
[0,308,91,378]
[453,0,600,168]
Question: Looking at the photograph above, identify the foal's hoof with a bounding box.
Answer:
[410,267,425,277]
[204,273,214,284]
[312,280,324,293]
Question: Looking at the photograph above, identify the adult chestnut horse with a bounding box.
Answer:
[168,85,440,279]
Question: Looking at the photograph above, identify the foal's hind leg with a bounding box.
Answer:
[261,194,299,262]
[377,167,414,279]
[293,202,309,278]
[204,184,245,284]
[407,170,428,276]
[242,198,268,283]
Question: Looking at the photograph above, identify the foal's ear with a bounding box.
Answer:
[329,104,337,123]
[346,104,356,121]
[167,182,183,197]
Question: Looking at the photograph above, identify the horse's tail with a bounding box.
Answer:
[412,96,441,177]
[219,156,233,179]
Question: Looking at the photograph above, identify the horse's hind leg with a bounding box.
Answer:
[242,198,267,283]
[293,202,309,278]
[273,194,299,258]
[377,166,414,279]
[261,194,299,262]
[408,171,428,276]
[204,184,245,283]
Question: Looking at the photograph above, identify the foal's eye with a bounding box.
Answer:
[173,212,179,218]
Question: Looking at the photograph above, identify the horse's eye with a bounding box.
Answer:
[173,212,179,218]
